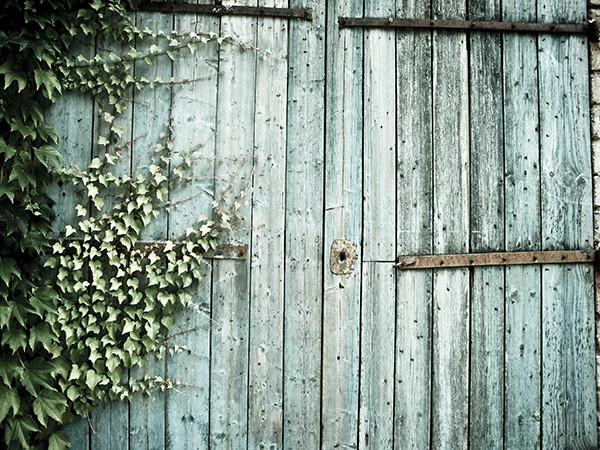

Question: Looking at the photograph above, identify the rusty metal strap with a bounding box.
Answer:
[395,250,596,270]
[137,2,312,20]
[338,17,596,38]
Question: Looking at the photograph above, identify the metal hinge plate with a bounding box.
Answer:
[137,2,312,20]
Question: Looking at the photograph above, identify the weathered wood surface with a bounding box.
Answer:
[247,0,287,447]
[468,0,505,448]
[538,0,598,448]
[503,0,542,448]
[394,0,433,448]
[165,2,219,448]
[431,0,470,448]
[321,0,363,449]
[50,0,599,448]
[283,0,325,448]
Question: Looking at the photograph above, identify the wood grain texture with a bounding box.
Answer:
[362,0,395,262]
[538,0,597,448]
[128,10,173,450]
[283,0,326,447]
[322,0,363,448]
[165,4,219,449]
[90,33,134,450]
[468,1,504,448]
[431,0,469,448]
[502,0,542,448]
[47,43,95,448]
[394,1,433,448]
[210,1,256,448]
[247,0,288,447]
[358,263,395,450]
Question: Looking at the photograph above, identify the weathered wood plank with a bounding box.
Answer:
[394,1,433,448]
[538,0,597,447]
[89,33,135,450]
[247,1,287,447]
[322,0,363,447]
[468,0,504,448]
[358,263,395,449]
[362,0,395,262]
[128,10,173,450]
[431,0,469,448]
[282,0,326,447]
[165,4,219,449]
[502,0,542,448]
[209,1,256,447]
[47,43,95,448]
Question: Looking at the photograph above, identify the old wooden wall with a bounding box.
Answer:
[50,0,598,448]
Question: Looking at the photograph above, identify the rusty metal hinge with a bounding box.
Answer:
[137,1,313,20]
[395,250,596,270]
[338,17,598,40]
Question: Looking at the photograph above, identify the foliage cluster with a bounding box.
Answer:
[0,1,239,448]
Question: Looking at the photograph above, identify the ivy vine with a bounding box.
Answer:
[0,1,247,449]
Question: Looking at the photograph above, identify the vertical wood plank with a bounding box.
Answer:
[538,0,598,447]
[502,0,542,448]
[247,1,288,447]
[468,0,504,448]
[283,0,326,447]
[209,1,256,447]
[431,0,470,448]
[322,0,363,448]
[165,4,219,449]
[129,10,173,450]
[47,43,95,447]
[394,1,433,448]
[362,0,396,262]
[89,35,135,450]
[358,263,395,449]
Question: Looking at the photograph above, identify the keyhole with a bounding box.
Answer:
[339,251,347,262]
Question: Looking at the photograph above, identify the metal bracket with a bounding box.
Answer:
[395,250,596,270]
[137,2,313,20]
[338,17,598,40]
[330,239,358,275]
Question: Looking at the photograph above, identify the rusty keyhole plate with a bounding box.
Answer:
[330,239,357,275]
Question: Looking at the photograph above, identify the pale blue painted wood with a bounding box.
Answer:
[210,2,256,448]
[538,0,597,448]
[165,4,220,449]
[282,0,326,447]
[358,263,395,449]
[322,0,363,448]
[503,0,542,448]
[468,1,505,448]
[247,1,288,447]
[431,0,470,448]
[394,1,433,448]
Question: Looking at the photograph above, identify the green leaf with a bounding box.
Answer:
[33,69,62,99]
[34,145,62,169]
[49,432,70,450]
[1,328,26,353]
[0,183,15,203]
[6,416,38,448]
[0,385,20,423]
[0,259,20,286]
[29,323,56,352]
[32,389,67,427]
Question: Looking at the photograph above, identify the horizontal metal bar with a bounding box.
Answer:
[338,17,594,37]
[56,238,247,260]
[137,2,312,20]
[395,250,596,270]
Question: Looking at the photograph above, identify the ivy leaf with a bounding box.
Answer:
[48,433,70,450]
[32,389,67,427]
[0,259,20,286]
[29,323,56,352]
[1,328,27,353]
[5,416,38,449]
[0,183,15,203]
[34,145,62,169]
[33,69,62,100]
[0,385,20,422]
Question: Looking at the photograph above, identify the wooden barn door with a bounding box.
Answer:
[325,0,598,449]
